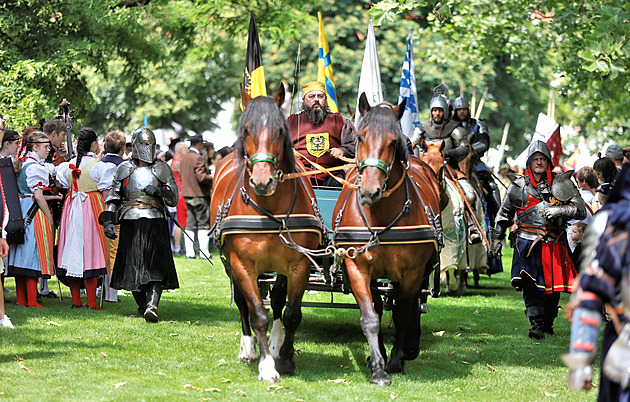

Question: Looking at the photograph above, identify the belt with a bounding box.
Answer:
[516,222,563,257]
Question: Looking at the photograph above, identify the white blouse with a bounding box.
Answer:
[55,153,116,191]
[23,152,55,192]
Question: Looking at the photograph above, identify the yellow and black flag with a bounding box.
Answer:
[242,11,267,110]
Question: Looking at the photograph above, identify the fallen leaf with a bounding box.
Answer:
[113,382,127,389]
[433,331,445,337]
[169,333,179,337]
[461,361,470,365]
[15,355,24,362]
[453,387,461,393]
[101,352,107,357]
[474,309,480,315]
[390,392,398,399]
[205,388,221,392]
[449,351,456,355]
[157,372,165,376]
[19,363,30,372]
[544,391,557,397]
[513,351,519,354]
[487,364,496,372]
[47,321,61,326]
[200,399,212,401]
[328,379,349,384]
[82,357,90,361]
[480,386,487,390]
[267,384,284,391]
[233,389,247,397]
[221,378,231,383]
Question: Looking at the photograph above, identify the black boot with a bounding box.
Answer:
[144,282,163,323]
[528,316,545,340]
[542,292,560,335]
[132,290,147,318]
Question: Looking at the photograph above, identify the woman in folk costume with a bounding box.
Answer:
[56,128,115,309]
[7,131,61,308]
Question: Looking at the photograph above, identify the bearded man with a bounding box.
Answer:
[288,81,356,188]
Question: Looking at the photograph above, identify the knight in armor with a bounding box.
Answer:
[99,127,179,322]
[490,140,586,339]
[416,89,482,244]
[562,163,630,400]
[453,96,502,275]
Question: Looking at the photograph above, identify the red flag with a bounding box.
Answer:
[546,125,562,167]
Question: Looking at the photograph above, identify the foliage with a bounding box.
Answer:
[369,0,630,141]
[0,0,313,135]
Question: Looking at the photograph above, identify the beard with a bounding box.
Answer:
[304,104,327,125]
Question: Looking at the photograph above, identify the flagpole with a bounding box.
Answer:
[290,44,301,116]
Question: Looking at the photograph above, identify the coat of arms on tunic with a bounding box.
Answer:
[306,133,329,158]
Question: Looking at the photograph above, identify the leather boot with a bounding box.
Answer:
[184,230,197,258]
[132,290,147,318]
[144,282,163,323]
[465,212,482,244]
[528,316,545,340]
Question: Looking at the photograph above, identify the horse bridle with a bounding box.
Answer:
[245,151,283,181]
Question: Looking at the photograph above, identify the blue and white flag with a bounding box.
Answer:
[397,28,419,138]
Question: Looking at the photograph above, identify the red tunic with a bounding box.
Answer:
[288,112,345,181]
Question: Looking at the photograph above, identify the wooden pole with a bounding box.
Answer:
[474,86,488,120]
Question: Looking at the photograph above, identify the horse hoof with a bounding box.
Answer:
[369,370,391,386]
[258,355,280,382]
[404,349,419,361]
[275,358,295,376]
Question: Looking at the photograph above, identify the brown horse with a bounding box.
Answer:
[332,94,442,385]
[210,85,324,382]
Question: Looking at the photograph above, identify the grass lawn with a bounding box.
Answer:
[1,249,598,401]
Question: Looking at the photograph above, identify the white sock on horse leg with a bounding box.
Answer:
[269,318,285,359]
[258,354,280,382]
[239,335,258,363]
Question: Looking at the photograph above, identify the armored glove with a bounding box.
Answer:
[143,185,162,198]
[542,205,575,220]
[561,353,594,391]
[489,227,503,258]
[103,223,118,240]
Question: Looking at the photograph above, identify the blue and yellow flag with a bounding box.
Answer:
[317,12,338,113]
[242,11,266,110]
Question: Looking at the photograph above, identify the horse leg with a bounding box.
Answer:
[403,289,421,361]
[275,266,309,376]
[233,282,258,363]
[346,260,390,386]
[269,275,287,359]
[232,260,279,382]
[386,284,417,376]
[371,283,387,363]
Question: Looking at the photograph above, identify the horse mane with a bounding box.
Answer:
[356,106,409,165]
[235,96,295,171]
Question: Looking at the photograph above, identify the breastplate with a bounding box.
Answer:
[121,166,164,220]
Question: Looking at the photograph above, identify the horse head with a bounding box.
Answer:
[421,139,446,176]
[355,93,408,206]
[237,84,294,196]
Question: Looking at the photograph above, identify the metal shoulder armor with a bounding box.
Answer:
[114,160,136,181]
[152,160,178,207]
[506,176,528,209]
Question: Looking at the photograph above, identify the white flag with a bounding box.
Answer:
[354,20,383,128]
[398,28,419,137]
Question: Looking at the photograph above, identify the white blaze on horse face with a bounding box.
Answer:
[269,318,285,359]
[258,355,280,382]
[239,335,258,363]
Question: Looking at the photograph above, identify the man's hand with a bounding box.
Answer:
[329,148,344,159]
[489,227,503,258]
[57,141,68,158]
[542,205,570,220]
[0,238,9,258]
[103,223,118,240]
[143,185,161,198]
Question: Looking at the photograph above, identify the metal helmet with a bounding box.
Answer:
[526,140,553,168]
[429,95,449,113]
[131,126,157,163]
[453,96,470,110]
